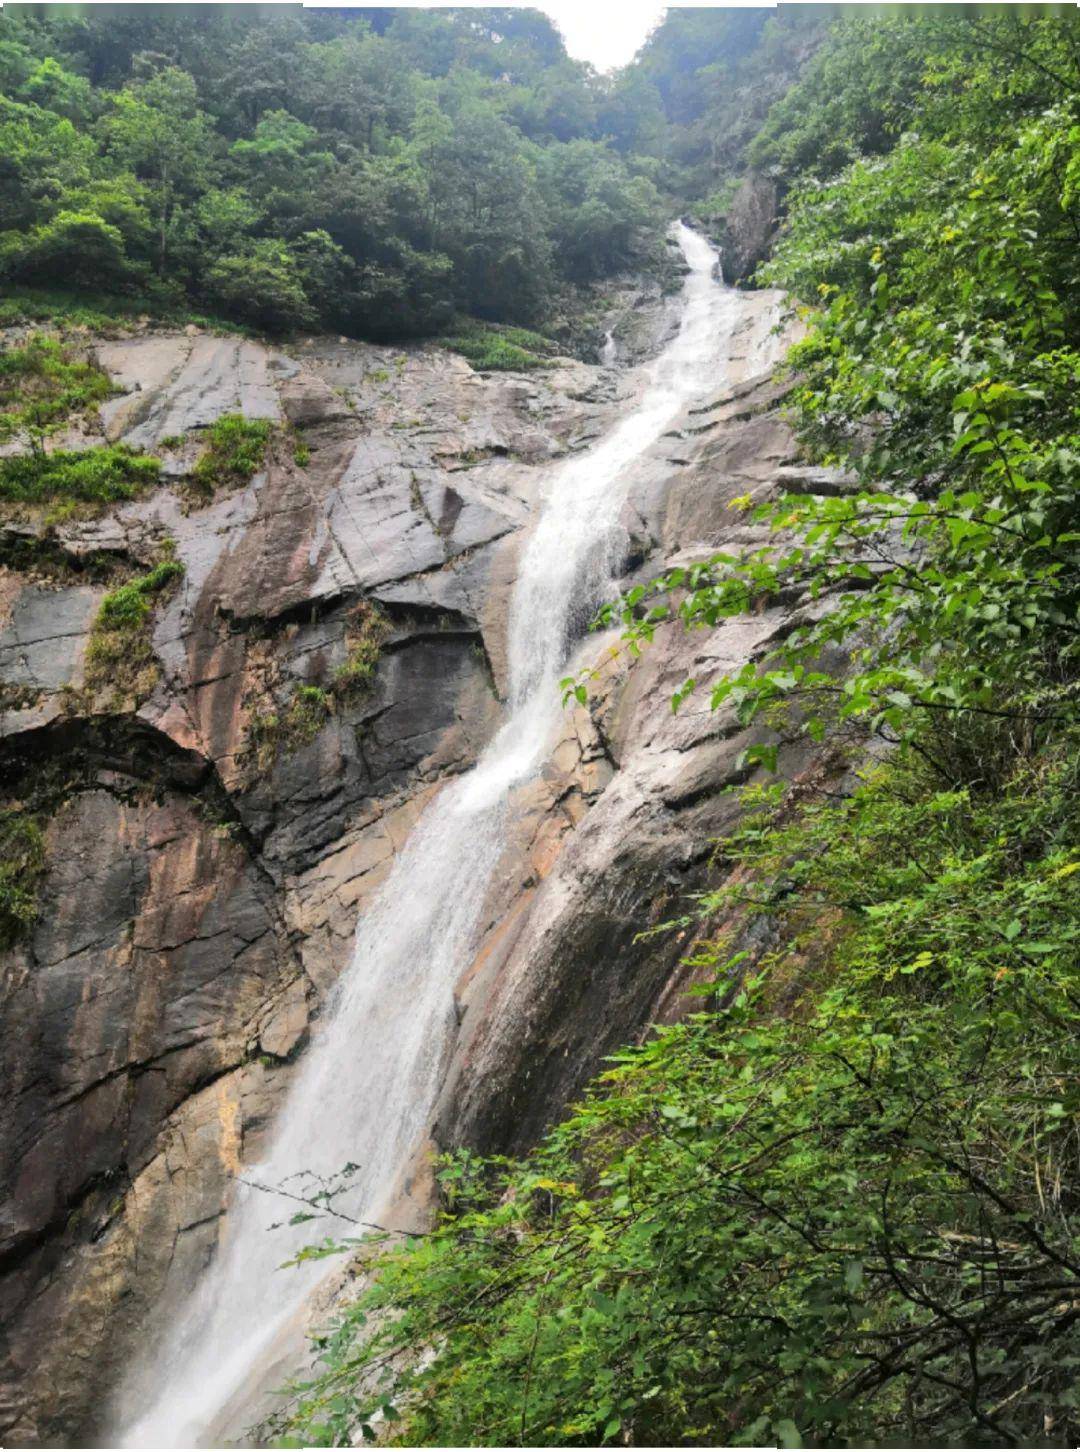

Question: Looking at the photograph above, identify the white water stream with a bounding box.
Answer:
[116,223,761,1447]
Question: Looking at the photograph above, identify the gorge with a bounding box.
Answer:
[3,6,1080,1447]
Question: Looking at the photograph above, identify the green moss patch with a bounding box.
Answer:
[0,813,46,949]
[191,413,272,497]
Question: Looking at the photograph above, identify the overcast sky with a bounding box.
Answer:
[537,1,668,70]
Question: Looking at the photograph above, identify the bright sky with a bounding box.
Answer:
[537,1,668,71]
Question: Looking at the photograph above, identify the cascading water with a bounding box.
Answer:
[116,223,769,1448]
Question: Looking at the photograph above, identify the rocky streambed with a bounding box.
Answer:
[0,276,843,1445]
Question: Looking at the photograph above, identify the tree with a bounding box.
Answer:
[296,30,417,151]
[539,141,662,281]
[97,66,214,274]
[20,56,93,121]
[0,1,672,333]
[204,237,314,330]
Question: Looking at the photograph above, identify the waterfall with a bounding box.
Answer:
[115,223,758,1447]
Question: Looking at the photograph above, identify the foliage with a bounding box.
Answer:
[0,284,250,335]
[94,558,184,627]
[190,413,272,497]
[0,443,160,507]
[589,11,1080,774]
[84,557,184,705]
[0,333,114,444]
[275,738,1080,1449]
[0,6,672,338]
[438,321,557,372]
[633,8,826,208]
[0,812,46,949]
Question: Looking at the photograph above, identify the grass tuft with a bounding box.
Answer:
[333,602,387,698]
[246,683,332,774]
[0,334,115,443]
[0,444,160,506]
[191,413,272,497]
[84,558,184,706]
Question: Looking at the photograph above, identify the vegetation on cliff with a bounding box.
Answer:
[189,412,272,497]
[84,555,184,707]
[0,334,161,508]
[4,5,1078,1446]
[242,601,388,776]
[0,333,114,443]
[0,812,46,949]
[0,442,160,507]
[273,11,1080,1448]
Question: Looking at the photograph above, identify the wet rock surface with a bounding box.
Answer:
[0,288,819,1445]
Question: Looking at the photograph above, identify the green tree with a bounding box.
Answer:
[269,13,1080,1450]
[538,140,662,281]
[97,66,214,274]
[204,237,314,331]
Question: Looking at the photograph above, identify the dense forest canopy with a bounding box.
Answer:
[0,3,820,337]
[0,4,656,334]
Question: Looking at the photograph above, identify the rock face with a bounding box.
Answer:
[0,286,819,1446]
[718,172,780,286]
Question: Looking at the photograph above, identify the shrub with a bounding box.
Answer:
[275,735,1080,1450]
[204,240,315,332]
[3,210,130,288]
[190,413,272,497]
